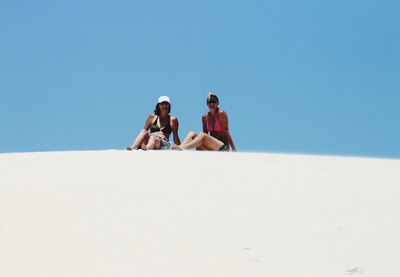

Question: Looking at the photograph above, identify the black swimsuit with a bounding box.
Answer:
[149,115,172,139]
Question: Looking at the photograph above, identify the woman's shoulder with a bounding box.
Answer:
[169,115,179,121]
[169,116,179,129]
[146,113,157,122]
[217,109,227,117]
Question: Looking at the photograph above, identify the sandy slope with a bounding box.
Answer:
[0,150,399,277]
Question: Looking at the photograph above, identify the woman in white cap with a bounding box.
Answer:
[174,93,236,151]
[127,96,181,150]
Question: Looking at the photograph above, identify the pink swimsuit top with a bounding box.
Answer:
[206,112,223,133]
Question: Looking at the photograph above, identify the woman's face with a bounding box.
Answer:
[207,101,218,109]
[159,101,170,112]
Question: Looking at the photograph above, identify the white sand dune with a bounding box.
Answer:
[0,150,399,277]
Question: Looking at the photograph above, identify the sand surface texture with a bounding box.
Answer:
[1,150,399,277]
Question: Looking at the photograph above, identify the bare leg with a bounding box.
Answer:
[179,133,224,151]
[173,131,198,150]
[127,129,149,150]
[142,135,161,150]
[181,131,198,145]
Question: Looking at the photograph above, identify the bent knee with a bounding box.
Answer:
[197,133,207,140]
[141,129,150,135]
[149,134,158,140]
[188,131,197,137]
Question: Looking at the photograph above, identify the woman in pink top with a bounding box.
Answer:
[175,93,236,151]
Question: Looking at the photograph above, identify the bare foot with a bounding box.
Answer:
[141,144,149,151]
[127,146,141,151]
[172,145,183,151]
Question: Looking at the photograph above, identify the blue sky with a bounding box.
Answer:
[1,0,399,158]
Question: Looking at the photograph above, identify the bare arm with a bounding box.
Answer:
[127,114,154,150]
[202,115,208,133]
[219,111,237,152]
[143,114,154,130]
[170,117,181,145]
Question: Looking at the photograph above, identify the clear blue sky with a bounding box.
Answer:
[1,0,399,158]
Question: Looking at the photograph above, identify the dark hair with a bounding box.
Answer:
[207,93,219,104]
[154,102,171,115]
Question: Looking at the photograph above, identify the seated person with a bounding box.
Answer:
[127,96,180,150]
[175,93,236,151]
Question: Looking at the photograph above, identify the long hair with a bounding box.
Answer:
[154,103,171,115]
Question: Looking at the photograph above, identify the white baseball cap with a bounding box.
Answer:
[158,96,171,104]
